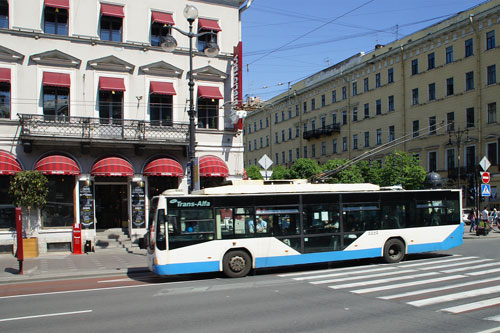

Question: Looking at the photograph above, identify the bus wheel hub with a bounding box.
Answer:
[229,256,246,272]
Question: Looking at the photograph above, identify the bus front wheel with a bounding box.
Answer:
[383,239,405,263]
[223,250,251,278]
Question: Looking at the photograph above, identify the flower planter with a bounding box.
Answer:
[22,238,38,258]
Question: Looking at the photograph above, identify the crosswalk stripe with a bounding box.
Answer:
[352,274,465,294]
[440,296,500,314]
[277,264,382,277]
[380,276,500,300]
[466,267,500,276]
[293,266,396,281]
[407,285,500,307]
[394,256,477,268]
[328,272,438,289]
[484,314,500,322]
[310,269,416,285]
[440,260,497,273]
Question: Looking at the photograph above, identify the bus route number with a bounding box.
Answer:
[367,231,378,236]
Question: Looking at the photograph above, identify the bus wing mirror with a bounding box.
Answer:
[167,216,177,232]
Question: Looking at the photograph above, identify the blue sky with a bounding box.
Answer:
[241,0,487,101]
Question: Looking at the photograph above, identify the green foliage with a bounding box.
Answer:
[9,171,49,209]
[358,160,382,185]
[270,165,288,180]
[245,165,263,180]
[287,158,321,179]
[321,159,364,183]
[380,150,426,189]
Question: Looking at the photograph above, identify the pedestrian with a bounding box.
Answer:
[492,208,499,226]
[469,209,477,233]
[477,206,490,235]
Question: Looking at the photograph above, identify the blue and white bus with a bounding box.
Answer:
[143,180,463,278]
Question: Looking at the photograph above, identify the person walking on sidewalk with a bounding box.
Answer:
[469,209,477,232]
[477,206,490,235]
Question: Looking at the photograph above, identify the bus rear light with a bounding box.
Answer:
[232,242,237,246]
[154,258,159,265]
[285,250,288,253]
[208,257,212,259]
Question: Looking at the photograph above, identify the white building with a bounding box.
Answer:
[0,0,250,255]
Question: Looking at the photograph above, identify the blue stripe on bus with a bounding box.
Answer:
[407,223,464,254]
[153,261,219,275]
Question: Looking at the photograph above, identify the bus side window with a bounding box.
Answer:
[156,209,167,251]
[216,208,234,239]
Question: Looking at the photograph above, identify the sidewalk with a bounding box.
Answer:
[0,248,149,284]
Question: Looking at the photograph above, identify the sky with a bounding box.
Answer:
[241,0,489,101]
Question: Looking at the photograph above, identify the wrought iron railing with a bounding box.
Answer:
[19,114,190,144]
[303,124,340,140]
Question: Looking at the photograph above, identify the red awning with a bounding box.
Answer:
[198,18,221,32]
[44,0,70,9]
[0,150,22,175]
[91,157,133,177]
[101,3,124,18]
[99,77,126,92]
[35,155,80,175]
[152,11,174,25]
[198,86,223,100]
[43,72,71,88]
[144,158,183,177]
[150,81,176,95]
[0,68,11,83]
[199,155,229,177]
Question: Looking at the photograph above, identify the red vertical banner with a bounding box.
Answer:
[15,208,23,261]
[72,223,82,255]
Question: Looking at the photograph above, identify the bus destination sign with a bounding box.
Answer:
[168,198,212,208]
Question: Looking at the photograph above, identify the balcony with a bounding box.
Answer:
[303,124,340,140]
[19,114,189,151]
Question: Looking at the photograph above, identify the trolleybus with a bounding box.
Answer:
[143,180,463,278]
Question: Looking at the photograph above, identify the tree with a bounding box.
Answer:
[321,159,364,183]
[287,158,321,179]
[358,160,382,185]
[245,165,263,180]
[270,165,288,180]
[9,171,49,238]
[380,150,426,189]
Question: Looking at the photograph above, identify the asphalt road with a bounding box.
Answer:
[1,239,500,333]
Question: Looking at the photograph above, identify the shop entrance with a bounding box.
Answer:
[95,183,128,229]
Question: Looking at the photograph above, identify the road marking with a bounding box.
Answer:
[310,269,416,285]
[328,272,438,289]
[418,259,488,271]
[441,261,498,273]
[408,285,500,307]
[0,310,92,322]
[380,276,500,300]
[395,256,477,268]
[466,267,500,276]
[97,278,132,283]
[440,296,500,314]
[484,314,500,322]
[293,266,396,281]
[352,274,465,294]
[277,264,384,277]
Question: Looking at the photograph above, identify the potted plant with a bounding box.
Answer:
[9,171,48,257]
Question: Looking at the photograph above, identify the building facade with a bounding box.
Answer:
[0,0,248,254]
[244,1,500,208]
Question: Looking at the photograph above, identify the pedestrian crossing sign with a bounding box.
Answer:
[481,184,491,197]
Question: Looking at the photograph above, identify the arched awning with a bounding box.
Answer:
[199,155,229,177]
[35,155,80,175]
[91,157,133,177]
[0,150,22,175]
[144,158,183,177]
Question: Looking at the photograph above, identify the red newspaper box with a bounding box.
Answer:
[72,223,82,255]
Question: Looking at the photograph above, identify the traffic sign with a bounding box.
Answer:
[481,184,491,197]
[482,171,491,184]
[480,156,491,171]
[258,154,273,170]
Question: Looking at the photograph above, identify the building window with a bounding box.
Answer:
[428,83,435,101]
[411,59,418,75]
[466,107,474,128]
[281,111,285,121]
[465,145,476,169]
[288,109,291,119]
[466,71,474,91]
[487,142,498,166]
[364,78,369,92]
[376,129,382,145]
[364,131,369,147]
[427,52,435,70]
[260,137,263,148]
[42,175,75,228]
[321,142,326,156]
[266,117,269,127]
[364,103,369,119]
[353,134,358,150]
[274,113,278,124]
[99,90,123,124]
[303,101,307,113]
[259,119,263,129]
[198,97,218,129]
[446,148,455,170]
[311,98,315,111]
[446,77,454,96]
[274,132,278,144]
[0,0,8,28]
[446,46,453,64]
[388,125,395,142]
[150,94,173,126]
[311,119,316,131]
[342,137,347,151]
[487,65,496,85]
[321,94,326,107]
[150,13,173,46]
[332,113,337,125]
[332,90,337,103]
[352,107,358,122]
[282,151,286,164]
[487,102,497,124]
[332,139,337,154]
[342,86,347,100]
[376,73,381,88]
[321,116,326,128]
[388,95,394,112]
[295,105,299,116]
[296,148,300,159]
[465,38,473,57]
[412,120,419,138]
[341,111,347,125]
[100,6,124,42]
[303,146,308,158]
[288,128,292,140]
[266,136,269,147]
[303,123,307,134]
[247,124,251,134]
[289,150,293,163]
[428,151,437,172]
[412,88,419,105]
[376,99,381,115]
[486,30,496,50]
[0,78,10,119]
[197,19,220,53]
[388,68,394,83]
[44,6,68,35]
[429,116,436,135]
[352,82,357,96]
[281,130,285,142]
[295,126,300,138]
[447,112,455,132]
[275,153,279,165]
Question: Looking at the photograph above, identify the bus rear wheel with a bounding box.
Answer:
[383,239,405,263]
[223,250,251,278]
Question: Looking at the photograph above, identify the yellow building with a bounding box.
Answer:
[244,1,500,208]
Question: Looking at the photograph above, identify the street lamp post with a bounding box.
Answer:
[447,127,471,190]
[160,5,219,193]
